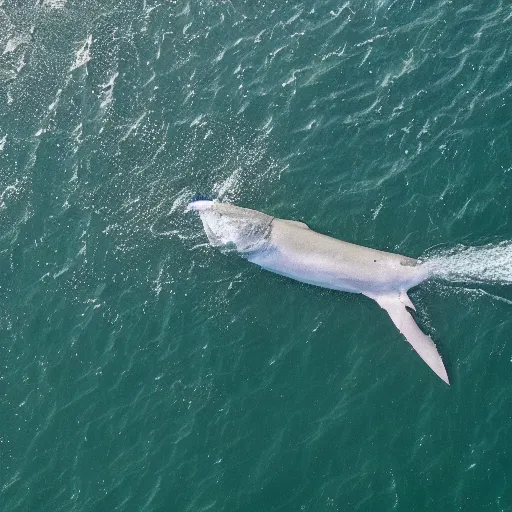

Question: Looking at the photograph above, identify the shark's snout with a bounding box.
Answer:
[188,200,274,254]
[185,199,214,212]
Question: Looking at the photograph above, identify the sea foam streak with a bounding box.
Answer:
[424,241,512,285]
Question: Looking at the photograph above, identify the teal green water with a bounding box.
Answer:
[1,0,512,510]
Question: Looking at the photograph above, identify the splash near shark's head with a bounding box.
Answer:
[187,199,274,255]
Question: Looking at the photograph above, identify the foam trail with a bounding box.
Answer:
[423,241,512,285]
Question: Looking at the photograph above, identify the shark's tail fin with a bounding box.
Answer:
[365,292,449,385]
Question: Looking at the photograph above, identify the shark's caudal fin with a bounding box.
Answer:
[364,292,449,385]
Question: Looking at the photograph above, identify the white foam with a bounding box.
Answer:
[42,0,67,8]
[70,35,92,71]
[48,88,62,111]
[100,72,118,109]
[425,241,512,284]
[0,182,19,209]
[3,35,30,55]
[213,169,240,200]
[120,111,146,141]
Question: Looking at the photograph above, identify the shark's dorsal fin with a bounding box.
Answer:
[283,219,309,229]
[364,292,449,384]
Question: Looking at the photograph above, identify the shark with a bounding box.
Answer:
[187,198,449,384]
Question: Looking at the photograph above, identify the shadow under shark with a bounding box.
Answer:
[187,199,449,384]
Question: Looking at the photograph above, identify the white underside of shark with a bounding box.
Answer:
[187,199,449,384]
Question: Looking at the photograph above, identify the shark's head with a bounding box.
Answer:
[187,199,273,255]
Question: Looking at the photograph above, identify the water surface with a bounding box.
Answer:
[1,1,512,510]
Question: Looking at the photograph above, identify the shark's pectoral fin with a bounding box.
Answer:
[364,292,449,385]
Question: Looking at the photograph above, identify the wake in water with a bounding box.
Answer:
[423,241,512,285]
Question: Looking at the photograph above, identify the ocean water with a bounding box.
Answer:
[1,0,512,510]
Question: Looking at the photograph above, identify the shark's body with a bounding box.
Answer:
[188,200,449,384]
